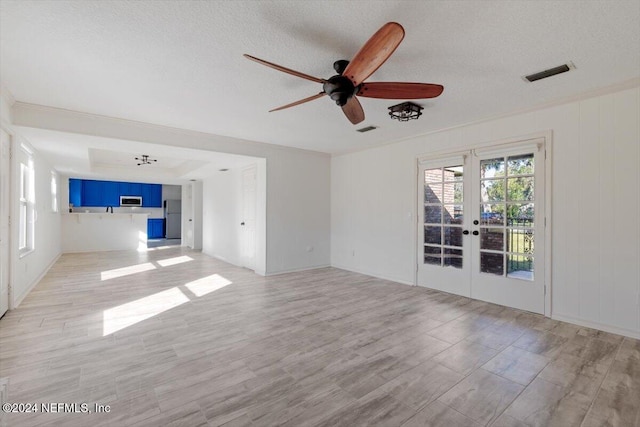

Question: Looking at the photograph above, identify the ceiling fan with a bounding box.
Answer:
[244,22,444,125]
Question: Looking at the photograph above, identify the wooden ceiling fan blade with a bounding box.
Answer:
[341,96,365,124]
[269,92,325,112]
[342,22,405,86]
[244,54,325,84]
[357,82,444,99]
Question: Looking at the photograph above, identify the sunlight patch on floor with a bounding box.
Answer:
[103,287,190,336]
[100,262,156,281]
[156,255,193,267]
[184,274,232,297]
[137,231,148,252]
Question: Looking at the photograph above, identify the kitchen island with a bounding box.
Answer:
[62,213,149,252]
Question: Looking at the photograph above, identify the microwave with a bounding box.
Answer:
[120,196,142,207]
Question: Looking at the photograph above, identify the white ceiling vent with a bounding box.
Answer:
[524,62,575,82]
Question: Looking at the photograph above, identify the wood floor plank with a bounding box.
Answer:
[0,247,638,426]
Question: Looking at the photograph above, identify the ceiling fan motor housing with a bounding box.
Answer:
[323,75,359,106]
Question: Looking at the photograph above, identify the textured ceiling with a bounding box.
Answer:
[1,0,639,155]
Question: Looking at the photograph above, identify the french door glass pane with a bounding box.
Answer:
[481,179,505,202]
[443,227,463,247]
[480,252,504,275]
[507,154,534,175]
[425,169,442,183]
[424,226,441,244]
[444,166,463,181]
[507,177,534,201]
[481,158,505,178]
[507,229,534,254]
[424,164,464,269]
[444,249,463,269]
[507,254,534,279]
[425,206,442,223]
[444,204,463,224]
[480,228,504,251]
[425,183,442,203]
[506,203,534,224]
[443,182,463,203]
[480,204,505,225]
[424,245,441,265]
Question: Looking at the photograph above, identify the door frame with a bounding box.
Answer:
[240,164,257,271]
[415,131,553,316]
[0,124,13,314]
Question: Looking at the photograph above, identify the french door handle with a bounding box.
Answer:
[472,230,479,236]
[463,230,470,235]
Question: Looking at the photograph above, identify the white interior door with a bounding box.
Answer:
[418,139,546,314]
[183,184,194,248]
[0,129,10,317]
[241,165,256,270]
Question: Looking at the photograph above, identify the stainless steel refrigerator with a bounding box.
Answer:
[164,199,182,239]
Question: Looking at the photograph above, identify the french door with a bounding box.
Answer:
[417,139,546,314]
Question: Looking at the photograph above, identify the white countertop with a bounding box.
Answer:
[64,212,150,216]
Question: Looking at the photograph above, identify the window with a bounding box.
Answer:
[51,171,58,212]
[19,149,35,256]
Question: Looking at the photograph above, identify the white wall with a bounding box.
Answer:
[202,168,243,266]
[10,140,62,307]
[332,85,640,339]
[61,213,147,253]
[1,91,62,308]
[13,104,331,276]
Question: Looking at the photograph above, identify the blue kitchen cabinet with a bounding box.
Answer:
[118,182,141,197]
[130,183,143,197]
[150,184,162,207]
[147,218,165,239]
[141,184,162,207]
[82,180,104,206]
[103,181,120,207]
[69,179,82,208]
[71,178,163,207]
[118,182,129,196]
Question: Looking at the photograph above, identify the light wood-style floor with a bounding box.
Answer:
[1,247,639,427]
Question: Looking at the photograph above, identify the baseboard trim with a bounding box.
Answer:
[330,264,414,287]
[265,264,331,276]
[12,252,61,309]
[202,252,258,273]
[208,253,240,266]
[552,312,640,340]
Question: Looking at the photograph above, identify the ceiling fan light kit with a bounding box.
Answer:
[388,102,423,122]
[244,22,443,125]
